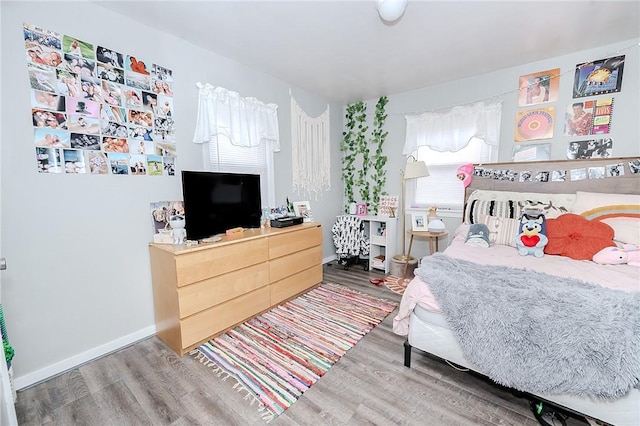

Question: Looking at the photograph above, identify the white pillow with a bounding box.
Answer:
[480,214,519,247]
[570,191,640,246]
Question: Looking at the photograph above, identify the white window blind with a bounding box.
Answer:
[410,137,495,210]
[205,133,275,207]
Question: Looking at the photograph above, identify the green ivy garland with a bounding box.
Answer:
[341,97,389,214]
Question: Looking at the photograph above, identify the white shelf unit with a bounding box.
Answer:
[357,215,397,274]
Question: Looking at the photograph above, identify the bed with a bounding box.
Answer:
[393,157,640,426]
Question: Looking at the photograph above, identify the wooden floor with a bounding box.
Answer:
[16,263,589,426]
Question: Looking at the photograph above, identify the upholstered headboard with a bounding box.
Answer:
[464,156,640,205]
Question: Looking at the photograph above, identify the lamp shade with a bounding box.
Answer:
[403,160,429,180]
[377,0,408,22]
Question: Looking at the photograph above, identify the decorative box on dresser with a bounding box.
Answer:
[149,222,323,355]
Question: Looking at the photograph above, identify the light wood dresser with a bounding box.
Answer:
[149,223,323,355]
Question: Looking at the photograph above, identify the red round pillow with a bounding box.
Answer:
[544,214,615,260]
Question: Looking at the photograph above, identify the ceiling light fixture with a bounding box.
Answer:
[377,0,408,22]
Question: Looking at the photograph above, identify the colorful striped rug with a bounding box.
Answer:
[192,283,397,422]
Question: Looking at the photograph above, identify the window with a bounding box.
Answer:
[205,134,275,208]
[410,137,495,211]
[403,102,502,212]
[193,83,279,207]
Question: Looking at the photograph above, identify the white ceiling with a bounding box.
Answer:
[95,0,640,104]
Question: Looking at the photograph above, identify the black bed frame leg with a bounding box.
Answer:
[404,339,412,368]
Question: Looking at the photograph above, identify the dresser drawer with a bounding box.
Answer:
[175,238,269,287]
[268,226,322,259]
[177,262,269,319]
[270,264,322,306]
[180,285,270,350]
[270,245,322,283]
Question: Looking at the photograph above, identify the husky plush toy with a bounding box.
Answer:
[515,210,548,257]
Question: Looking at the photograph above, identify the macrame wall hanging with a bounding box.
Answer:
[290,92,331,200]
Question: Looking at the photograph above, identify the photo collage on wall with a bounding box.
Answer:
[513,54,625,162]
[472,159,639,187]
[25,22,176,175]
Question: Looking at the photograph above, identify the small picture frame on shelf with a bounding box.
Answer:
[356,203,367,216]
[292,201,313,222]
[411,212,429,231]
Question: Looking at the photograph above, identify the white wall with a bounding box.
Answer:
[363,39,640,261]
[1,1,343,388]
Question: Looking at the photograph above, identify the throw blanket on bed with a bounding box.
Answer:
[415,253,640,399]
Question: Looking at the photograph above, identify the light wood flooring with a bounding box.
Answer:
[16,263,589,425]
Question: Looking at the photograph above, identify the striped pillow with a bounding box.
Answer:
[480,214,519,247]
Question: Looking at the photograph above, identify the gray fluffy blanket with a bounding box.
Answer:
[415,253,640,399]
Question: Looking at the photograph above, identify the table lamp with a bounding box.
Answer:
[393,156,429,263]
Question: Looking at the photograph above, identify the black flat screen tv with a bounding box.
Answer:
[181,171,262,241]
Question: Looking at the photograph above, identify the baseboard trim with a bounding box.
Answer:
[322,255,336,264]
[14,325,156,390]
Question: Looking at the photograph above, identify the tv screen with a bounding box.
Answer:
[181,171,262,240]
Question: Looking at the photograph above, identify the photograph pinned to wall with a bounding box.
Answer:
[129,154,147,175]
[551,170,567,182]
[519,171,533,182]
[473,167,484,177]
[108,152,130,175]
[123,88,143,108]
[152,64,173,82]
[101,137,129,153]
[564,100,594,136]
[573,55,624,98]
[512,143,551,162]
[163,157,176,176]
[129,127,153,144]
[66,96,99,118]
[101,104,126,124]
[152,79,173,97]
[31,89,65,111]
[80,76,103,103]
[535,171,550,183]
[85,150,109,174]
[68,114,99,134]
[63,54,96,77]
[101,80,122,106]
[481,168,493,179]
[142,91,158,114]
[125,72,151,91]
[411,212,429,231]
[588,167,605,179]
[147,155,163,176]
[592,97,614,134]
[63,148,86,173]
[570,168,587,181]
[70,132,100,150]
[155,141,177,157]
[518,68,560,106]
[157,94,173,118]
[126,55,151,75]
[55,69,81,97]
[567,138,612,160]
[293,201,313,222]
[32,109,67,130]
[35,147,63,173]
[101,121,128,138]
[606,163,624,177]
[62,35,94,59]
[24,22,62,50]
[128,109,153,127]
[96,45,124,68]
[514,107,555,141]
[27,62,57,93]
[132,140,151,156]
[34,127,70,148]
[628,160,640,175]
[97,62,124,84]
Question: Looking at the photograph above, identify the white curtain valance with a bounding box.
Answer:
[193,82,280,152]
[403,101,502,155]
